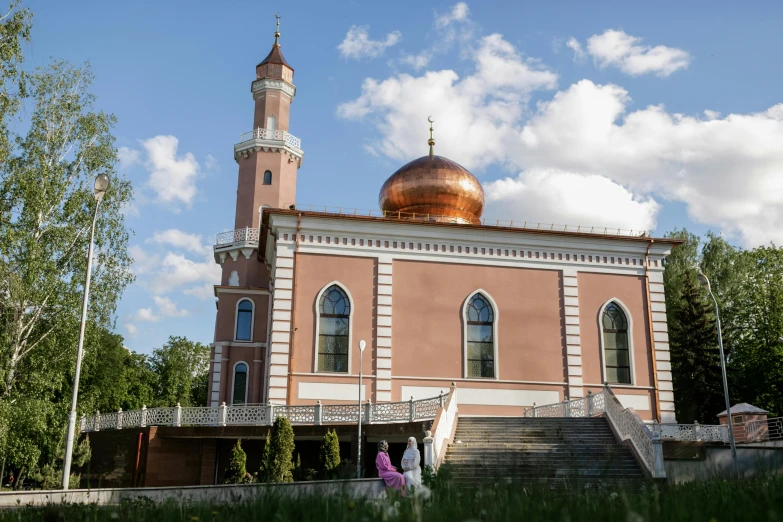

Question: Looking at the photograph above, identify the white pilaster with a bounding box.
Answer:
[563,270,583,398]
[210,343,223,407]
[375,256,393,402]
[267,242,295,404]
[648,268,676,422]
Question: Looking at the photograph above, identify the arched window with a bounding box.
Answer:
[317,285,350,372]
[232,362,248,405]
[263,170,272,185]
[235,299,253,341]
[602,302,631,384]
[466,293,495,378]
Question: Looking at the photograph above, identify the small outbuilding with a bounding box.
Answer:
[717,403,770,442]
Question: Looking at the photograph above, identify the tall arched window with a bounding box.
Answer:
[235,299,253,341]
[466,293,495,378]
[232,362,248,405]
[317,285,350,372]
[602,302,631,384]
[263,170,272,185]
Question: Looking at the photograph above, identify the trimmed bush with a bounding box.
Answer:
[263,416,295,483]
[225,439,250,484]
[318,429,340,479]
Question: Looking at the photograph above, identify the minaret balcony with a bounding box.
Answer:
[214,227,259,264]
[234,127,304,166]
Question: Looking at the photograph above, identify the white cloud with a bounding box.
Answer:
[435,2,470,29]
[585,29,691,77]
[184,283,216,300]
[205,154,219,172]
[340,21,783,246]
[129,245,161,276]
[117,146,140,169]
[150,251,221,295]
[401,52,432,70]
[566,37,586,62]
[142,135,199,209]
[153,296,189,318]
[147,229,209,256]
[337,33,557,167]
[485,169,659,233]
[511,81,783,246]
[131,307,159,323]
[338,25,402,60]
[127,296,188,331]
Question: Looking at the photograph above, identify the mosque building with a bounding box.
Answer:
[209,22,680,425]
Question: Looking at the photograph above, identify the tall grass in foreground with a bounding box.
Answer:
[3,475,783,522]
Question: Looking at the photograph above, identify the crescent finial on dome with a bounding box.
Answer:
[427,116,435,158]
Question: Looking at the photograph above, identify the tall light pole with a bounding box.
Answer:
[356,339,366,479]
[697,271,740,478]
[62,173,109,490]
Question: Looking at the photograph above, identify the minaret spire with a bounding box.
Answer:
[274,13,281,46]
[427,116,435,158]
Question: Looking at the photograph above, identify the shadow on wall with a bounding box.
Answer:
[664,443,783,484]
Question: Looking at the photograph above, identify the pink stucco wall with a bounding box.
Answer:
[290,253,378,403]
[577,272,654,388]
[392,260,567,384]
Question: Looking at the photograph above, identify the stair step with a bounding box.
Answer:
[444,415,643,484]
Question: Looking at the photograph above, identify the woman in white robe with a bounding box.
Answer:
[401,436,422,489]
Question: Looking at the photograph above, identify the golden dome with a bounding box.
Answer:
[378,155,485,224]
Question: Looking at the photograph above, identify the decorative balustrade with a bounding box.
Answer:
[654,422,728,443]
[744,416,783,443]
[215,227,260,248]
[79,395,449,433]
[238,128,302,150]
[426,385,457,470]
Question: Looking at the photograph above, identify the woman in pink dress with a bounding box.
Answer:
[375,440,406,493]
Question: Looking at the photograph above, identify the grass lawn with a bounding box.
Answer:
[2,475,782,521]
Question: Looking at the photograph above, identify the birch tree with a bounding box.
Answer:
[0,59,133,399]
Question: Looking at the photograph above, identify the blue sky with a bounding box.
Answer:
[23,1,783,353]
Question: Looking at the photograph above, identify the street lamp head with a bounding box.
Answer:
[358,339,366,352]
[697,272,711,293]
[93,173,109,201]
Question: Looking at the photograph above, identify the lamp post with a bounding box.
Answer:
[697,271,739,478]
[356,339,366,479]
[62,173,109,490]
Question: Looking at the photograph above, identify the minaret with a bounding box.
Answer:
[233,14,303,229]
[209,16,303,408]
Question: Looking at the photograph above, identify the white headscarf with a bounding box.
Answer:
[403,436,419,461]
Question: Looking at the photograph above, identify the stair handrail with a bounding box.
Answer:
[601,384,665,479]
[423,382,458,470]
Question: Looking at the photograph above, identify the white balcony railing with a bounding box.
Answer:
[215,227,260,248]
[79,394,448,433]
[238,128,302,150]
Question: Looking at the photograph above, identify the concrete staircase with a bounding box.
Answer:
[443,416,646,487]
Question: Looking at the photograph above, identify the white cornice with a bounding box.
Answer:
[268,213,671,256]
[251,78,296,99]
[215,286,271,296]
[234,141,304,168]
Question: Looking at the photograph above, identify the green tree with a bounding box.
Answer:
[149,336,209,407]
[669,276,725,423]
[225,439,250,484]
[0,59,133,399]
[0,1,32,169]
[258,429,272,482]
[318,428,340,479]
[263,417,295,483]
[731,246,783,416]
